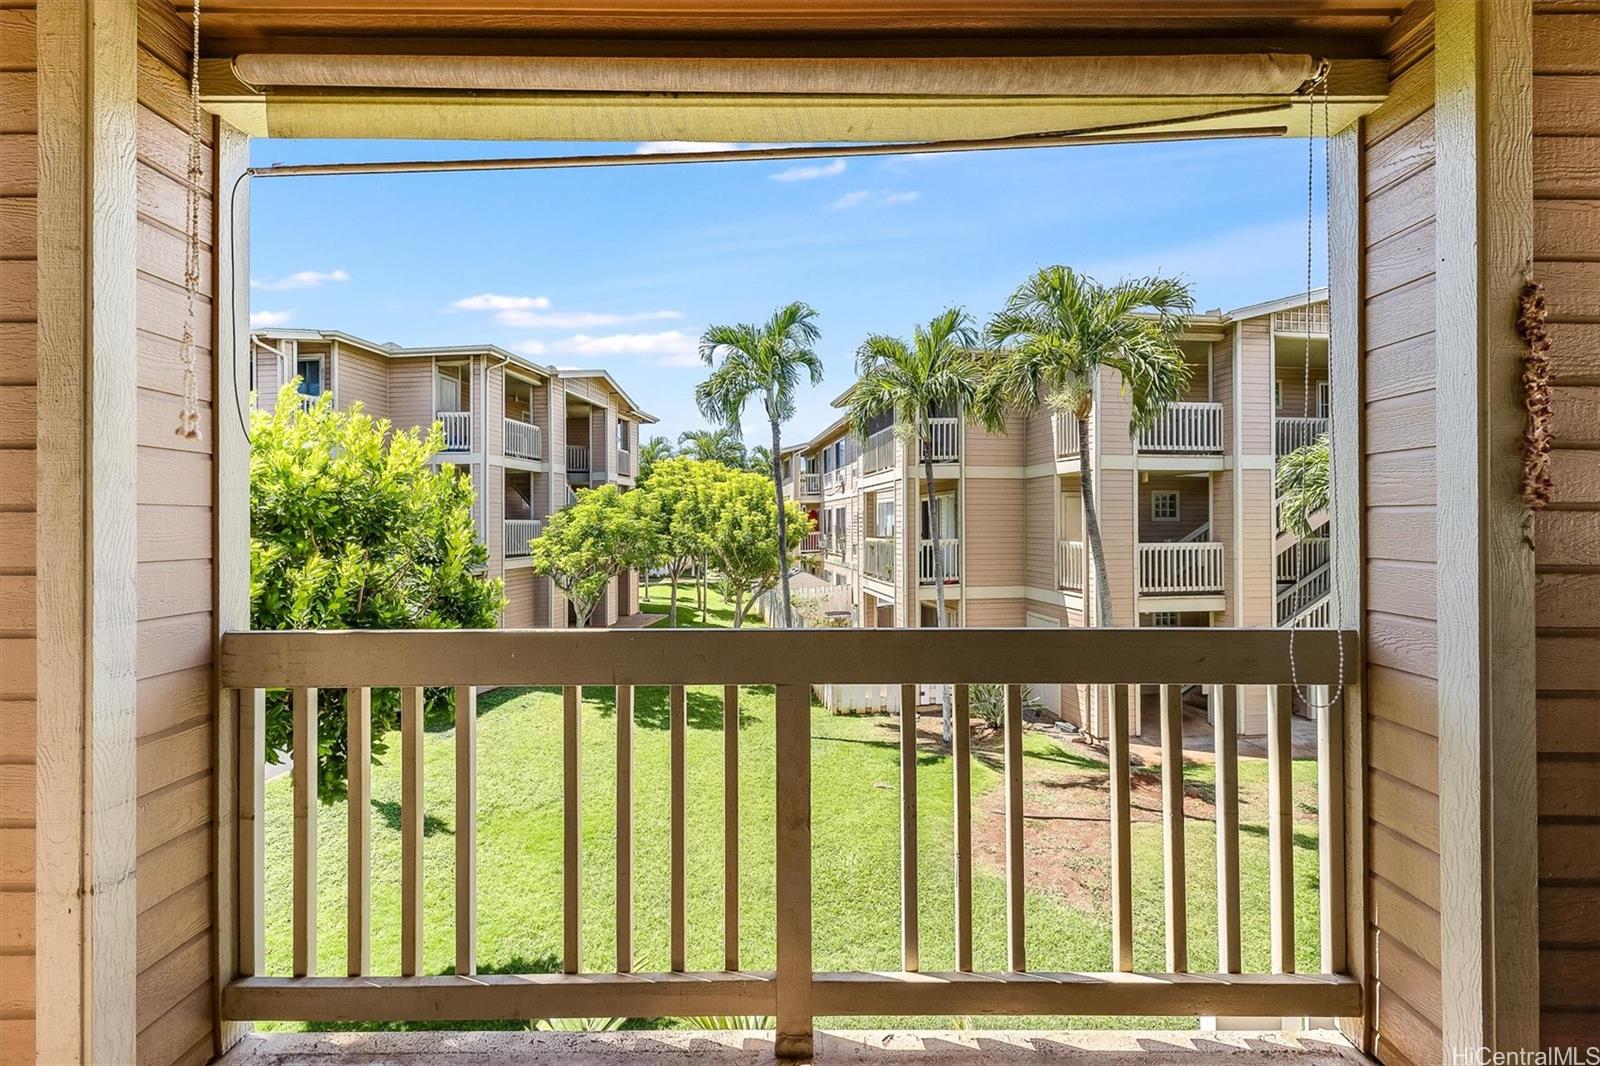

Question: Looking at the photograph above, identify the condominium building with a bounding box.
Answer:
[249,328,657,627]
[784,291,1331,733]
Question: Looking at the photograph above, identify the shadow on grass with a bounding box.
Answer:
[372,798,452,837]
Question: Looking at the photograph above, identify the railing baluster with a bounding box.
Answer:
[900,683,919,972]
[617,685,633,974]
[952,684,973,972]
[1316,684,1347,974]
[1004,682,1026,972]
[401,686,425,977]
[563,685,581,974]
[292,686,318,977]
[1109,685,1134,971]
[347,688,371,976]
[774,683,813,1061]
[722,684,739,972]
[1268,685,1296,974]
[670,685,687,972]
[1160,684,1188,972]
[455,685,477,976]
[239,688,265,977]
[1213,684,1242,974]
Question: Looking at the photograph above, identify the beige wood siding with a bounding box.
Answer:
[337,344,389,420]
[962,477,1024,589]
[962,597,1027,626]
[1024,475,1059,591]
[504,568,535,627]
[1362,47,1442,1066]
[1237,319,1274,455]
[253,339,280,401]
[1138,475,1210,543]
[962,414,1024,467]
[1533,5,1600,1046]
[487,362,503,455]
[133,7,218,1063]
[487,470,503,577]
[388,357,436,439]
[1099,467,1137,624]
[0,4,35,1058]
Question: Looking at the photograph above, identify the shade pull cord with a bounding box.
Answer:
[176,0,203,440]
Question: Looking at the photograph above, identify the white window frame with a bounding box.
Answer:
[436,364,465,413]
[1151,611,1181,627]
[296,354,325,397]
[1273,378,1283,410]
[1316,380,1331,419]
[1152,490,1180,522]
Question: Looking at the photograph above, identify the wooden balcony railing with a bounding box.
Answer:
[504,418,541,460]
[1051,412,1083,458]
[800,472,822,497]
[567,444,590,472]
[1057,539,1085,591]
[436,410,471,452]
[1138,402,1223,454]
[504,518,542,558]
[800,531,824,554]
[864,536,895,580]
[1275,416,1328,457]
[1138,542,1225,596]
[922,417,960,463]
[617,448,632,477]
[220,628,1360,1057]
[918,538,959,584]
[863,427,896,474]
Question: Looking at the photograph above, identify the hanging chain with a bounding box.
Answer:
[175,0,203,439]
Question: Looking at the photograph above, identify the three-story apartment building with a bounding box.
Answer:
[785,292,1331,734]
[250,329,657,627]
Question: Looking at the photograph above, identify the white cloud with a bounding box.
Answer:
[513,339,548,356]
[451,292,552,312]
[497,308,682,330]
[249,309,295,328]
[830,188,918,211]
[634,141,738,155]
[552,330,701,367]
[251,269,350,292]
[771,159,846,183]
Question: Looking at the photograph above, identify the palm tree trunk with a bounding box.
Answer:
[923,435,953,748]
[668,566,679,628]
[1080,411,1114,628]
[770,415,793,628]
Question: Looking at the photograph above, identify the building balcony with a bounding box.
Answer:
[863,426,896,474]
[921,417,960,463]
[1052,412,1082,458]
[918,538,959,584]
[503,418,542,460]
[437,410,471,452]
[566,443,590,472]
[1137,402,1223,455]
[218,626,1357,1053]
[1057,539,1086,591]
[1275,416,1328,457]
[800,471,822,498]
[1138,541,1225,596]
[504,518,542,558]
[864,535,895,580]
[801,530,824,554]
[617,447,632,477]
[826,532,849,559]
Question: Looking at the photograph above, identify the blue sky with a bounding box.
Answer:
[249,136,1326,443]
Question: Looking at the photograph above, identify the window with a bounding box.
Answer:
[1273,379,1282,410]
[1317,381,1331,418]
[874,498,896,536]
[1151,612,1181,627]
[617,420,629,450]
[919,494,958,539]
[1152,490,1180,522]
[436,366,463,412]
[297,356,324,396]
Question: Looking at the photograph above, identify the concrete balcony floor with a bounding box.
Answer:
[220,1029,1364,1065]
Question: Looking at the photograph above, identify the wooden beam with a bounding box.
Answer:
[1159,684,1187,973]
[1433,0,1540,1052]
[669,684,686,973]
[774,684,812,1061]
[1267,685,1295,974]
[952,684,973,973]
[401,686,424,977]
[1213,685,1241,974]
[238,690,266,980]
[455,685,477,977]
[1109,685,1133,972]
[899,682,919,973]
[722,684,738,972]
[293,688,319,978]
[1004,683,1026,972]
[563,685,581,975]
[346,688,371,977]
[220,627,1359,688]
[617,685,633,974]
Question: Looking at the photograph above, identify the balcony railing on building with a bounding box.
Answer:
[918,539,960,584]
[864,536,895,580]
[617,447,632,477]
[1271,304,1330,335]
[1277,536,1330,585]
[863,426,896,475]
[504,418,542,460]
[297,391,319,413]
[1057,539,1086,591]
[1137,402,1223,454]
[504,519,543,558]
[920,417,960,463]
[567,444,590,472]
[800,471,822,497]
[1138,541,1225,595]
[801,531,824,554]
[825,532,849,559]
[220,626,1358,1054]
[1052,412,1082,458]
[437,410,471,452]
[1275,416,1328,457]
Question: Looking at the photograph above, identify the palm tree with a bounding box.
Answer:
[675,427,747,468]
[976,267,1193,628]
[697,302,824,627]
[637,434,675,481]
[848,308,981,745]
[746,444,775,476]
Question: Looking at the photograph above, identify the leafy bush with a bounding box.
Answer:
[969,683,1041,730]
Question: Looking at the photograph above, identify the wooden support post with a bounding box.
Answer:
[617,685,633,974]
[900,683,919,972]
[952,684,973,972]
[1214,685,1242,974]
[455,685,477,976]
[774,684,813,1061]
[670,684,687,972]
[563,685,581,974]
[1316,685,1347,975]
[723,684,739,972]
[1004,683,1026,972]
[1268,685,1295,974]
[1109,685,1134,972]
[1160,684,1187,973]
[401,686,425,977]
[239,690,266,977]
[347,688,371,976]
[293,688,319,977]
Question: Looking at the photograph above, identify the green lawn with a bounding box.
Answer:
[262,680,1324,1031]
[639,581,764,628]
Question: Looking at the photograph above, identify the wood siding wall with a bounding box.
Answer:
[0,1,36,1057]
[336,344,389,420]
[1362,46,1443,1066]
[1532,4,1600,1047]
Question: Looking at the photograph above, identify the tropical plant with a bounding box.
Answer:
[847,307,982,745]
[969,683,1041,732]
[638,458,722,627]
[697,301,825,626]
[976,268,1193,627]
[637,434,675,481]
[675,426,748,467]
[251,383,505,798]
[529,483,658,627]
[1276,433,1331,539]
[704,468,811,628]
[746,444,775,476]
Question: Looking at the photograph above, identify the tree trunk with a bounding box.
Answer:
[769,413,793,628]
[731,588,745,628]
[923,427,953,747]
[1080,409,1114,628]
[668,567,679,628]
